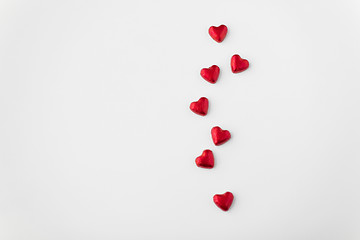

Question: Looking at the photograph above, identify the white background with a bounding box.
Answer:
[0,0,359,239]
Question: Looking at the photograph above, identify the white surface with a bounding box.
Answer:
[0,0,360,239]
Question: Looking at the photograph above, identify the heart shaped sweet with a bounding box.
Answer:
[200,65,220,84]
[208,25,228,43]
[190,97,209,116]
[211,126,231,146]
[213,192,234,211]
[231,54,249,73]
[195,149,214,168]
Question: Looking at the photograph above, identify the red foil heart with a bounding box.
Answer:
[213,192,234,211]
[195,149,214,169]
[231,54,249,73]
[211,126,231,146]
[190,97,209,116]
[208,25,228,43]
[200,65,220,84]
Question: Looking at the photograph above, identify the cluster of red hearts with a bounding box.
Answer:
[189,25,249,212]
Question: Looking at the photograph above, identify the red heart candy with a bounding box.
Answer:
[213,192,234,211]
[231,54,249,73]
[211,126,231,146]
[190,97,209,116]
[195,149,214,169]
[208,25,228,43]
[200,65,220,84]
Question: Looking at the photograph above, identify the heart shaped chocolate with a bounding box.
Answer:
[209,25,228,43]
[195,149,214,168]
[213,192,234,211]
[211,126,231,146]
[190,97,209,116]
[231,54,249,73]
[200,65,220,84]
